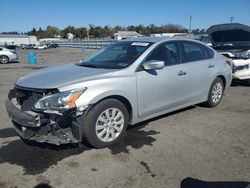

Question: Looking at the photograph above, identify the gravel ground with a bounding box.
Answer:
[0,48,249,188]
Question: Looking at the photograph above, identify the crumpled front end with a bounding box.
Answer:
[5,86,85,145]
[207,23,250,81]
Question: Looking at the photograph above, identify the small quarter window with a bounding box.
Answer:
[206,48,214,59]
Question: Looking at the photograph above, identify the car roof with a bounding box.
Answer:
[124,36,198,43]
[123,36,216,52]
[124,36,172,43]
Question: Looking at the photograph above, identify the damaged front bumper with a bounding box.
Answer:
[5,98,84,145]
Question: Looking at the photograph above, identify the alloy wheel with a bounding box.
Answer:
[211,82,223,104]
[95,108,124,142]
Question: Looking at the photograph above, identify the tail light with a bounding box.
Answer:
[226,59,235,73]
[226,59,233,67]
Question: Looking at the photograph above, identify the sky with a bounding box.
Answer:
[0,0,249,32]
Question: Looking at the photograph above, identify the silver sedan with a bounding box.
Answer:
[6,37,232,148]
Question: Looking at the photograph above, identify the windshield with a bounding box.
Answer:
[79,41,152,69]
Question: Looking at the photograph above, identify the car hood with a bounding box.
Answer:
[207,23,250,50]
[16,63,114,89]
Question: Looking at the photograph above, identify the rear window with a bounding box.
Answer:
[182,42,214,62]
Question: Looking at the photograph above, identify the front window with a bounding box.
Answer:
[145,42,180,66]
[79,41,152,69]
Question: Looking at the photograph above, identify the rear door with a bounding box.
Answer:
[180,41,215,101]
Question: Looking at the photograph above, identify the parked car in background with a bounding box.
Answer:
[0,47,18,64]
[33,44,48,50]
[5,37,232,148]
[19,44,26,49]
[197,35,212,47]
[22,44,35,49]
[47,43,59,48]
[207,23,250,84]
[1,45,18,50]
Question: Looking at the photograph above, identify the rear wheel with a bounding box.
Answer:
[0,55,9,64]
[204,77,224,107]
[247,79,250,86]
[82,99,129,148]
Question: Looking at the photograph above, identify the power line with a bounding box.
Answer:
[229,17,235,23]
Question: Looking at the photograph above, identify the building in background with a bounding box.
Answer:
[67,33,74,40]
[113,31,143,40]
[0,34,38,45]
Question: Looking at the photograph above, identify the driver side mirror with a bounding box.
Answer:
[142,60,165,70]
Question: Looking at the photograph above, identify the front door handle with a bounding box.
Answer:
[208,64,215,68]
[178,70,187,76]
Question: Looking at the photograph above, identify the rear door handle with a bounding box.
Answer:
[208,64,215,68]
[178,70,187,76]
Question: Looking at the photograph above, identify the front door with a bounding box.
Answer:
[136,42,189,118]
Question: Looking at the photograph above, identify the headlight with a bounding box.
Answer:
[236,50,250,59]
[246,50,250,58]
[34,88,86,111]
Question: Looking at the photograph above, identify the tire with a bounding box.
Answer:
[82,99,129,148]
[0,55,9,64]
[247,79,250,86]
[204,77,224,107]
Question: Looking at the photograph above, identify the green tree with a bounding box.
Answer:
[75,27,87,38]
[113,25,125,32]
[35,27,45,39]
[25,23,188,39]
[45,26,61,38]
[102,25,112,38]
[61,25,76,38]
[27,28,37,36]
[161,24,187,33]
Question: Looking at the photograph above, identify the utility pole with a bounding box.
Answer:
[189,15,192,37]
[87,25,89,40]
[229,17,235,23]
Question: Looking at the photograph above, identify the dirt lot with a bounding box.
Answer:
[0,48,249,188]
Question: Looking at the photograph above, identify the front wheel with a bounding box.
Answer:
[82,99,129,148]
[204,77,224,107]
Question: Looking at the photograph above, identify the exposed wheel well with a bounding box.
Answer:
[95,95,133,124]
[217,75,226,88]
[0,55,9,58]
